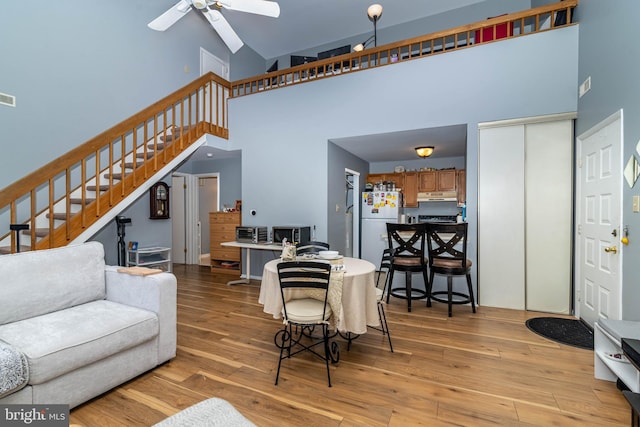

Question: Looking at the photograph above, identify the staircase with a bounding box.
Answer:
[0,73,230,254]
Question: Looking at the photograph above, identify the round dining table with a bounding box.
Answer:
[258,257,380,335]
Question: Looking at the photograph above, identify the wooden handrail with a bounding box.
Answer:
[0,72,231,253]
[231,0,577,97]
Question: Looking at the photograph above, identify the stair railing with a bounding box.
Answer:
[0,72,230,253]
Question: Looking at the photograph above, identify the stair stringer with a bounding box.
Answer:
[69,134,208,245]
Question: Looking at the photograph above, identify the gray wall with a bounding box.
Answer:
[576,0,640,320]
[229,27,579,291]
[90,173,174,265]
[327,144,369,256]
[0,0,264,190]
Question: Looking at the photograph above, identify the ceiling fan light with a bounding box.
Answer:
[192,0,208,10]
[415,146,434,158]
[367,4,383,20]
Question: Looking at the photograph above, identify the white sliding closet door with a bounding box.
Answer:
[479,115,574,313]
[478,125,526,310]
[525,121,573,313]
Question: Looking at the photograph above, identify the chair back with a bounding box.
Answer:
[425,222,469,272]
[296,241,330,255]
[386,222,428,269]
[277,261,332,322]
[375,248,393,290]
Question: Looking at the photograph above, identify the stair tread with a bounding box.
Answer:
[86,184,110,192]
[0,246,31,255]
[46,212,71,220]
[21,228,49,237]
[69,197,95,205]
[103,172,131,180]
[136,152,155,159]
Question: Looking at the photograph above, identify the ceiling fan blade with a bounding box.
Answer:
[203,9,244,53]
[218,0,280,18]
[148,0,193,31]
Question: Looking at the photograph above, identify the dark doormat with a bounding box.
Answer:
[525,317,594,350]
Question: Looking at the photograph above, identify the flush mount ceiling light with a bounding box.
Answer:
[415,146,434,158]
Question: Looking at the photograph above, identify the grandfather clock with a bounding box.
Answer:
[149,182,170,219]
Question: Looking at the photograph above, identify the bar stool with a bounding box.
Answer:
[425,222,476,317]
[385,222,429,312]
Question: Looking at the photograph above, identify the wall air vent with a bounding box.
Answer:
[0,92,16,107]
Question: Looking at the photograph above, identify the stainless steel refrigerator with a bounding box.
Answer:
[360,191,403,266]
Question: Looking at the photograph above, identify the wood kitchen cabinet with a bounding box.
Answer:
[457,170,466,205]
[403,172,418,207]
[418,170,457,192]
[418,171,436,191]
[210,211,241,274]
[437,170,457,192]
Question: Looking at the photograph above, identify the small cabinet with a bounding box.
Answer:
[418,171,436,192]
[418,170,457,192]
[437,170,457,192]
[403,172,418,207]
[127,246,172,272]
[210,212,241,274]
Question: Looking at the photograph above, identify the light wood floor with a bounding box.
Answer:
[70,265,630,426]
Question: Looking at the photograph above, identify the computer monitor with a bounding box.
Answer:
[290,55,317,67]
[317,45,352,69]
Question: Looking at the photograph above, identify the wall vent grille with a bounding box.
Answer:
[0,92,16,107]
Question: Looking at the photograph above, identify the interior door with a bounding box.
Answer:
[576,111,623,326]
[171,175,187,264]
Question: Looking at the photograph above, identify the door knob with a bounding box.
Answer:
[604,246,618,254]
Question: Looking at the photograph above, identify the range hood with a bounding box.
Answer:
[417,191,458,202]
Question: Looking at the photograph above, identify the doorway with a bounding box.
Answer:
[171,172,220,265]
[345,169,360,258]
[575,110,623,326]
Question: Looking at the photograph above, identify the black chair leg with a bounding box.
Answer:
[378,302,393,352]
[406,273,412,312]
[386,269,395,304]
[447,276,453,317]
[426,271,435,307]
[323,325,332,387]
[466,273,476,313]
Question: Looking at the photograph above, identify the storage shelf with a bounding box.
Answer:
[127,247,171,272]
[594,322,640,392]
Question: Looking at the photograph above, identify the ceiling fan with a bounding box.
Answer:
[148,0,280,54]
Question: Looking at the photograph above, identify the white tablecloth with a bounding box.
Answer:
[259,257,380,334]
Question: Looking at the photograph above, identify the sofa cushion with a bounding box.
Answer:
[0,242,106,325]
[0,300,159,384]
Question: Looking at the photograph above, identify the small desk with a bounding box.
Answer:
[220,241,282,285]
[259,257,380,334]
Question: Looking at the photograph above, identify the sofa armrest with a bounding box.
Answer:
[104,265,177,363]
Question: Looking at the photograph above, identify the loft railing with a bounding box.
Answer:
[231,0,577,97]
[0,72,230,254]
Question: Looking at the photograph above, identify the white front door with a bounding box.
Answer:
[576,110,623,326]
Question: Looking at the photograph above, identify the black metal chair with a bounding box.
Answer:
[374,248,394,351]
[274,261,338,387]
[296,241,330,255]
[385,223,429,312]
[425,222,476,317]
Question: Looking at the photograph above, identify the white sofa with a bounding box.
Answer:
[0,241,177,408]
